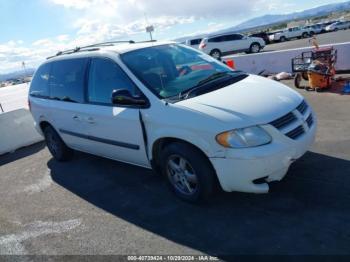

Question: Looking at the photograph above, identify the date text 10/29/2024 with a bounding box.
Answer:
[127,256,219,261]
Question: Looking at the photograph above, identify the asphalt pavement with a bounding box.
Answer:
[1,81,350,256]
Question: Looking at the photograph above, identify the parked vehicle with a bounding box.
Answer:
[249,32,270,44]
[185,38,202,49]
[199,33,265,59]
[304,24,326,35]
[269,27,310,42]
[325,21,350,32]
[29,41,316,203]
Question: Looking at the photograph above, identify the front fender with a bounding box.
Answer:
[148,126,225,160]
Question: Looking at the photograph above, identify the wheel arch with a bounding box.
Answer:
[39,120,52,132]
[152,137,210,165]
[151,137,220,187]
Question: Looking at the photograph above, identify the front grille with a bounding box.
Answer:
[269,112,297,129]
[286,125,305,139]
[297,100,308,115]
[268,100,313,141]
[306,114,314,128]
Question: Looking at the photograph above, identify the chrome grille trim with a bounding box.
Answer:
[269,100,313,141]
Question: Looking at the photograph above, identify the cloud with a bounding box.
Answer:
[0,0,277,73]
[50,0,261,20]
[50,0,93,9]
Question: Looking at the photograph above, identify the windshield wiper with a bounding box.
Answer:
[178,71,244,100]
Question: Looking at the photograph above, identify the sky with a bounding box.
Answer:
[0,0,347,73]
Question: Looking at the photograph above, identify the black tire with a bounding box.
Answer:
[280,36,287,42]
[294,73,303,89]
[249,43,261,53]
[209,49,221,59]
[44,125,73,162]
[310,31,315,36]
[302,72,309,81]
[160,142,217,203]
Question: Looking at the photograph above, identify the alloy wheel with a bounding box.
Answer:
[166,155,198,196]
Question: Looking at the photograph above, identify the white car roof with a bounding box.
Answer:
[46,41,175,62]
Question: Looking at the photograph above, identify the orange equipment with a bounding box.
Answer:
[292,47,337,92]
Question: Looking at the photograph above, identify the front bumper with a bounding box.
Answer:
[210,120,317,194]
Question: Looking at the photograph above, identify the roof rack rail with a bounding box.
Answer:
[46,40,137,59]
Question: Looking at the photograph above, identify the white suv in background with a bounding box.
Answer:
[29,41,316,203]
[185,38,202,49]
[326,21,350,31]
[199,33,265,59]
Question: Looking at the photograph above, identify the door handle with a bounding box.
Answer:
[72,115,80,121]
[86,117,95,124]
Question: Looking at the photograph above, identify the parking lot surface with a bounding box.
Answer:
[1,81,350,256]
[264,30,350,52]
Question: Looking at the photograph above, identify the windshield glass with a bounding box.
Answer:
[121,44,245,99]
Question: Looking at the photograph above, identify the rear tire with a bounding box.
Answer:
[44,125,73,162]
[280,36,287,42]
[302,32,309,38]
[209,49,221,59]
[249,43,261,53]
[160,142,217,203]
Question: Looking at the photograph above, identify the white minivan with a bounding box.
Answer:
[29,41,316,202]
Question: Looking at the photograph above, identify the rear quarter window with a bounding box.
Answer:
[30,63,51,98]
[49,58,88,103]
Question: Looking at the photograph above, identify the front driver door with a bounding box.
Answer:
[84,57,149,167]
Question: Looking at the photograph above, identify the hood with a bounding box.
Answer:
[177,74,303,128]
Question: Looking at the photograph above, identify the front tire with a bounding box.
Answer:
[161,142,217,203]
[44,125,73,162]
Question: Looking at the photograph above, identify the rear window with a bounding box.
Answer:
[30,63,51,98]
[190,39,202,45]
[49,58,88,103]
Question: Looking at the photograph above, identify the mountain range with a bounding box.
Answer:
[0,68,35,82]
[176,0,350,41]
[227,0,350,32]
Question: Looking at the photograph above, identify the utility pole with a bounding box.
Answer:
[144,13,154,41]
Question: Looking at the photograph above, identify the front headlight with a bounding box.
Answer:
[216,126,272,148]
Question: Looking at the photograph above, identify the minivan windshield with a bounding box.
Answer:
[121,44,247,100]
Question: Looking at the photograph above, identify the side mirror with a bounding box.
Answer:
[111,89,148,107]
